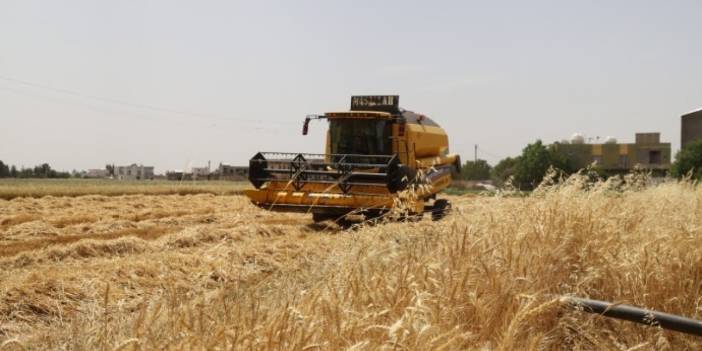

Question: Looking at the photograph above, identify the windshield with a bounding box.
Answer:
[329,119,392,155]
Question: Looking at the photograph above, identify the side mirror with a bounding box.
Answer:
[302,114,326,135]
[302,116,311,135]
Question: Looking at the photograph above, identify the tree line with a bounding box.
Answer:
[0,161,70,178]
[459,139,702,189]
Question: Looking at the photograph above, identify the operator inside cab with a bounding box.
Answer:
[329,119,392,155]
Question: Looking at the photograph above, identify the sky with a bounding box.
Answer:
[1,0,701,173]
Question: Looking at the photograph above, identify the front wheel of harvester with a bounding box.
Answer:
[397,211,423,223]
[431,199,451,221]
[312,212,336,223]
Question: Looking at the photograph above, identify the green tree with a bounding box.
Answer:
[9,165,17,178]
[19,167,33,178]
[461,159,491,180]
[547,145,578,175]
[491,156,520,186]
[106,164,115,177]
[513,140,552,189]
[0,161,9,177]
[33,163,52,178]
[508,141,579,189]
[54,170,70,179]
[671,139,702,180]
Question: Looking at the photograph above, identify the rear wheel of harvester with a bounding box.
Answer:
[431,199,451,221]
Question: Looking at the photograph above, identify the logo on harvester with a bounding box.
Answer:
[350,95,399,110]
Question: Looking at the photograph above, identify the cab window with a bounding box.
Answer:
[329,119,392,155]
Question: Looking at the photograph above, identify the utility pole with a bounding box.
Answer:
[474,144,478,163]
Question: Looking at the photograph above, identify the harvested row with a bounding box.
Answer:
[0,225,178,258]
[0,194,305,248]
[0,208,331,339]
[0,192,323,341]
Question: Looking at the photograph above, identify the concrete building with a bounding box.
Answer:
[85,169,108,178]
[166,170,189,181]
[191,166,210,180]
[554,132,671,173]
[682,108,702,148]
[217,163,248,180]
[190,161,212,180]
[115,164,155,180]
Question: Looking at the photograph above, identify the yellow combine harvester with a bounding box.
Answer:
[245,95,460,222]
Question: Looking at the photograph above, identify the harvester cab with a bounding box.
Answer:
[245,95,460,223]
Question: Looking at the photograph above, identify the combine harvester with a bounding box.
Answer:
[245,95,461,223]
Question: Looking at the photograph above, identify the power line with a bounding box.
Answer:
[0,86,288,133]
[476,145,507,161]
[0,74,298,126]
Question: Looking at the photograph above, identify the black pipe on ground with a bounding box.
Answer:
[561,296,702,337]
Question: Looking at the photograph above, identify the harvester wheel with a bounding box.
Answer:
[432,199,451,221]
[398,212,423,222]
[312,212,336,223]
[363,210,385,223]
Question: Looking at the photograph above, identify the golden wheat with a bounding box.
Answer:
[0,175,700,350]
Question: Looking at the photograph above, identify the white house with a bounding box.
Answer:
[191,166,210,180]
[114,164,154,180]
[86,169,108,178]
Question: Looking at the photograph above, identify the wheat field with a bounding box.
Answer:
[0,175,701,350]
[0,179,248,200]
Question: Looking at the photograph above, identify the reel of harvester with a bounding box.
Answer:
[248,152,413,194]
[245,152,420,221]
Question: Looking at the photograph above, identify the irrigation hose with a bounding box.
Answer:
[561,296,702,337]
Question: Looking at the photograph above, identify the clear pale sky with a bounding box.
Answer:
[1,0,701,173]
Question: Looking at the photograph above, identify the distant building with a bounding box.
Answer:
[191,166,210,180]
[217,163,248,180]
[115,164,154,180]
[682,108,702,148]
[86,169,108,178]
[166,170,190,181]
[554,132,671,173]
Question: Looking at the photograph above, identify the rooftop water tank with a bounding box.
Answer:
[571,133,585,144]
[604,136,617,144]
